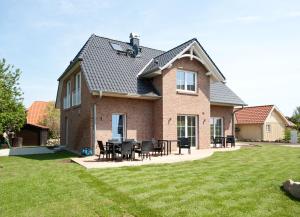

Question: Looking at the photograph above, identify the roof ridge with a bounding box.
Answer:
[152,38,196,60]
[93,34,165,52]
[243,105,274,108]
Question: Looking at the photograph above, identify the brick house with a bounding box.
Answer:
[55,33,246,153]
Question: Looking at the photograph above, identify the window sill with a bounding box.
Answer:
[176,90,198,96]
[63,104,81,111]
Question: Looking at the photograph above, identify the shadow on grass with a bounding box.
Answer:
[17,151,78,161]
[280,186,300,202]
[77,170,162,217]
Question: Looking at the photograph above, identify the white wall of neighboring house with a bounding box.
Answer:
[263,109,286,141]
[236,124,263,141]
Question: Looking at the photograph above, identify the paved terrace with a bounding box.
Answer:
[71,145,241,169]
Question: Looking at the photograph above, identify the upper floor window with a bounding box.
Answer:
[266,124,271,133]
[72,72,81,106]
[176,70,197,92]
[64,80,71,109]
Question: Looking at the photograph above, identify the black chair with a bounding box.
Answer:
[153,140,165,156]
[97,141,113,160]
[178,138,191,154]
[135,141,153,160]
[226,135,235,147]
[116,141,133,160]
[213,137,225,148]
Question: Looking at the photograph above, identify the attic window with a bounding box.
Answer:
[110,42,124,51]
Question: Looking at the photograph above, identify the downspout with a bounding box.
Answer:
[91,91,102,155]
[232,106,244,137]
[92,104,97,155]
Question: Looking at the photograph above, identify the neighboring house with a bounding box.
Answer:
[235,105,295,141]
[16,101,49,146]
[55,33,246,153]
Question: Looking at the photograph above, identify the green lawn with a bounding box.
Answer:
[1,145,300,217]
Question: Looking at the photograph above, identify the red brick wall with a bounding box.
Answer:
[210,105,234,136]
[156,57,211,149]
[93,96,154,153]
[60,67,92,153]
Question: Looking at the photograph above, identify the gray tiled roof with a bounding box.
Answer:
[210,82,246,106]
[77,34,164,96]
[59,34,245,105]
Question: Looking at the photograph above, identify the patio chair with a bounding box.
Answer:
[178,138,191,154]
[213,137,225,148]
[135,140,153,160]
[153,140,165,156]
[116,141,134,160]
[97,141,113,160]
[226,135,235,147]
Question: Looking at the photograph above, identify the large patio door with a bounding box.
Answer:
[177,115,197,147]
[210,117,223,138]
[112,114,126,141]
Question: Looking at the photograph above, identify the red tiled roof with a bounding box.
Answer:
[235,105,274,124]
[26,101,49,128]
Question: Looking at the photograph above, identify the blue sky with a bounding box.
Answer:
[0,0,299,115]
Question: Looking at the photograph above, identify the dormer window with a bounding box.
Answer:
[176,70,197,92]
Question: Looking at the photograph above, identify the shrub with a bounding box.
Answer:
[284,129,291,142]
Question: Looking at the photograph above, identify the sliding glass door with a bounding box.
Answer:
[210,117,223,138]
[112,114,126,141]
[177,115,197,147]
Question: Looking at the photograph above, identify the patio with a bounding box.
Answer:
[71,145,241,169]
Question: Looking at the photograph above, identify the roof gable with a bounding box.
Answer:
[27,101,49,128]
[138,39,226,82]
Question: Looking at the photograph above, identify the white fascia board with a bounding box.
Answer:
[160,41,225,82]
[137,58,154,77]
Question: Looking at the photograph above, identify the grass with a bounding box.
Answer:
[1,145,300,217]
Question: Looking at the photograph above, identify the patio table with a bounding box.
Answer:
[158,140,179,155]
[107,140,141,160]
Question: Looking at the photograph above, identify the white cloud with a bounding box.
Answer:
[287,11,300,17]
[31,21,65,28]
[236,16,261,23]
[217,16,262,24]
[58,0,112,14]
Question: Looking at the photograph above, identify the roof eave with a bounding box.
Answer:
[211,101,247,107]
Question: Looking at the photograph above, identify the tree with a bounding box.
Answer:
[0,59,26,134]
[39,101,60,139]
[290,106,300,131]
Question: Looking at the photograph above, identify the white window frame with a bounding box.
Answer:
[210,117,224,138]
[266,124,271,133]
[176,70,197,93]
[177,115,198,148]
[64,80,71,109]
[72,72,81,106]
[112,113,127,141]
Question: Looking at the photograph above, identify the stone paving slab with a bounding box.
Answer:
[71,146,240,169]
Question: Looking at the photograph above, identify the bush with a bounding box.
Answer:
[284,129,291,142]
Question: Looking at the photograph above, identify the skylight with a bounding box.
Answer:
[110,42,124,51]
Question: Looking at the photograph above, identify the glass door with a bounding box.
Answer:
[112,114,126,141]
[210,117,223,138]
[177,115,197,147]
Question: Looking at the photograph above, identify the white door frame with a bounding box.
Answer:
[177,115,198,148]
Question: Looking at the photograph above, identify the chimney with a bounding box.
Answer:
[129,32,140,57]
